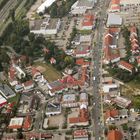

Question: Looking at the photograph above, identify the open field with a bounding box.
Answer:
[33,62,62,82]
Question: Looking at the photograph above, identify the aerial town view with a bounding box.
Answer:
[0,0,140,140]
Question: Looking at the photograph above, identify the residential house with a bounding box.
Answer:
[30,18,61,35]
[62,94,78,108]
[0,84,16,99]
[76,58,91,66]
[108,0,121,13]
[113,96,131,108]
[22,80,34,92]
[75,45,91,58]
[118,60,134,73]
[73,129,89,140]
[47,80,67,96]
[130,26,139,54]
[103,30,120,64]
[69,104,89,126]
[107,130,123,140]
[45,102,61,116]
[31,67,42,81]
[82,14,95,30]
[105,109,119,124]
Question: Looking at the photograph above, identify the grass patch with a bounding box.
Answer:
[79,30,92,35]
[33,62,62,82]
[128,81,140,89]
[7,93,20,103]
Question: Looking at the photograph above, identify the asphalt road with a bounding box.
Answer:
[0,0,17,23]
[92,0,110,140]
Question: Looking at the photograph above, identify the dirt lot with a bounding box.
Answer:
[48,114,65,129]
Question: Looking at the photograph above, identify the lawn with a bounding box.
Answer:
[33,62,62,82]
[128,81,140,90]
[7,93,20,103]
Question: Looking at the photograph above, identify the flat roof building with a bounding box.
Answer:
[107,13,122,27]
[0,83,16,99]
[30,18,61,35]
[46,102,61,116]
[8,117,24,129]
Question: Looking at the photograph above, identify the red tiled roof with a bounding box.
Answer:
[137,56,140,64]
[69,107,88,124]
[82,14,94,27]
[105,109,119,119]
[23,80,34,87]
[104,46,120,61]
[111,0,120,5]
[74,130,88,138]
[130,26,137,33]
[107,130,123,140]
[119,61,134,70]
[32,67,41,77]
[76,58,91,66]
[23,116,31,130]
[104,33,113,47]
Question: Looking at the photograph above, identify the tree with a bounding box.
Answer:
[64,56,74,65]
[9,9,15,22]
[16,128,24,139]
[28,33,35,42]
[50,3,58,17]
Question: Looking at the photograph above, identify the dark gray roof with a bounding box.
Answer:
[0,83,16,98]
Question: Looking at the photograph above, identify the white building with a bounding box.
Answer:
[30,18,61,35]
[14,66,26,79]
[8,117,24,130]
[37,0,56,14]
[70,0,96,15]
[107,13,122,27]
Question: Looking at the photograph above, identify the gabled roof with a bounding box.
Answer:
[104,32,113,47]
[118,61,134,70]
[74,129,88,138]
[82,14,94,27]
[23,80,34,87]
[105,109,119,119]
[107,130,123,140]
[23,116,31,130]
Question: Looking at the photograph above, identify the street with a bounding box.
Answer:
[91,0,110,140]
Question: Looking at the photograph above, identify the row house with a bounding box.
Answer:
[130,26,140,55]
[118,60,134,73]
[103,29,120,64]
